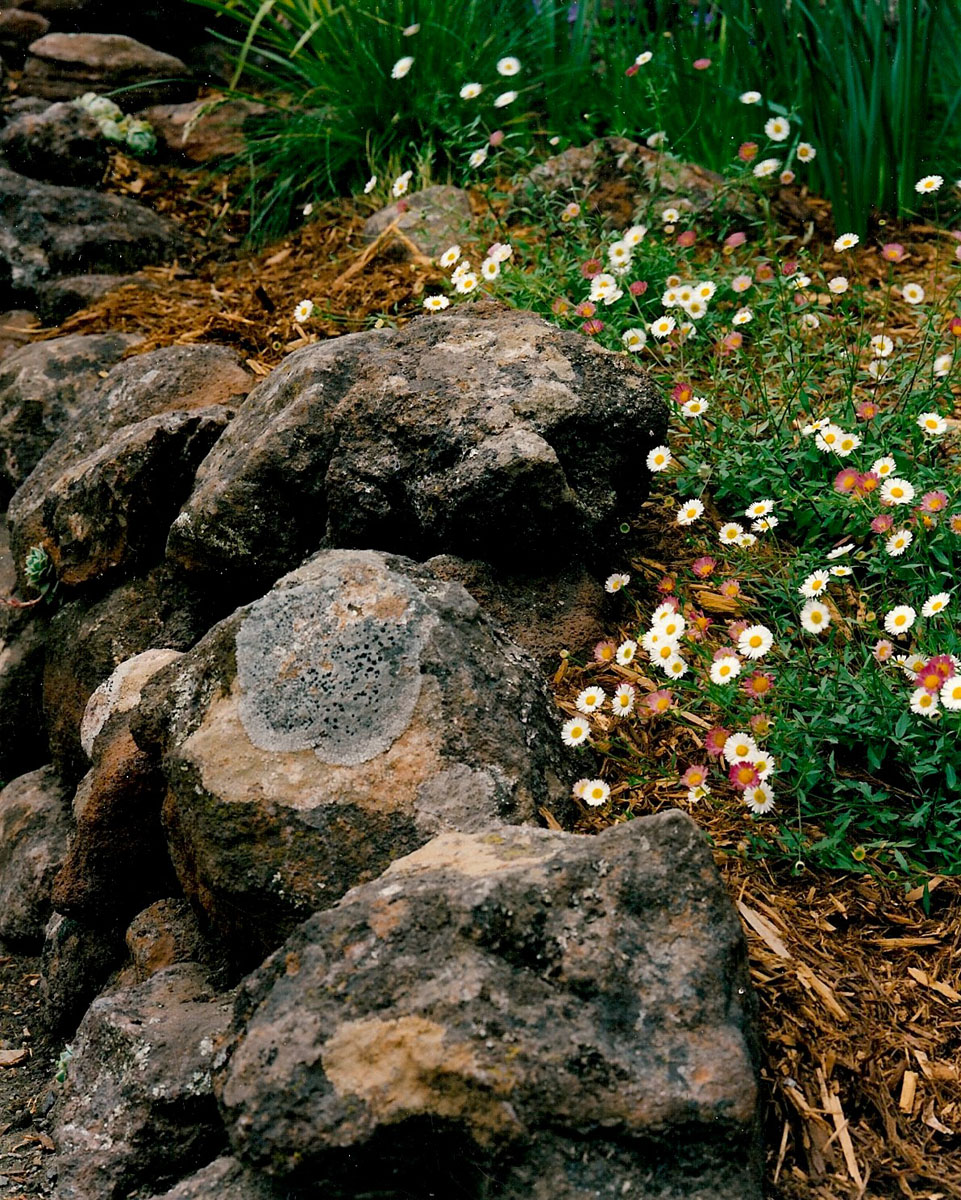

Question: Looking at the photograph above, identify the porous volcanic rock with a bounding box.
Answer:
[363,184,473,260]
[0,168,183,307]
[0,310,40,362]
[42,562,224,784]
[39,911,126,1034]
[21,32,194,109]
[0,100,107,185]
[51,649,184,923]
[0,331,140,503]
[145,1156,284,1200]
[35,272,135,323]
[218,813,762,1200]
[122,897,209,985]
[50,962,232,1199]
[0,520,49,781]
[132,549,575,970]
[167,304,667,596]
[522,136,752,227]
[0,764,71,947]
[8,343,251,592]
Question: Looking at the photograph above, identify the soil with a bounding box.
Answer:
[1,139,960,1200]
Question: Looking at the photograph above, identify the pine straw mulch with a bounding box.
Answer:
[11,152,961,1199]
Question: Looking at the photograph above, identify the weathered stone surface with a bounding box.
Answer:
[522,136,752,227]
[36,272,135,323]
[0,765,71,947]
[0,331,139,503]
[0,519,50,781]
[0,7,49,64]
[39,911,126,1034]
[0,100,107,185]
[51,962,232,1199]
[426,554,608,667]
[363,184,473,261]
[132,549,574,970]
[0,168,183,308]
[145,1156,283,1200]
[9,344,251,591]
[42,563,223,785]
[21,33,194,109]
[123,897,208,984]
[0,310,40,362]
[52,650,184,923]
[140,97,265,163]
[167,304,667,594]
[219,813,762,1200]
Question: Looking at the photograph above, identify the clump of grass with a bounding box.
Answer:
[412,170,961,877]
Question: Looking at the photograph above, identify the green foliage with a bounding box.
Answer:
[455,193,961,876]
[23,544,58,604]
[186,0,961,239]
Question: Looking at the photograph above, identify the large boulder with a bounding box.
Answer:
[218,813,762,1200]
[0,7,49,65]
[51,649,184,923]
[363,184,473,260]
[521,136,752,227]
[132,549,575,970]
[139,98,266,163]
[0,764,71,948]
[50,962,233,1199]
[0,99,108,185]
[39,910,127,1034]
[167,304,667,596]
[21,32,195,109]
[8,343,251,592]
[41,562,224,784]
[144,1156,284,1200]
[0,168,184,308]
[0,519,50,781]
[0,331,140,504]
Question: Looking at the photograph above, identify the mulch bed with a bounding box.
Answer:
[4,147,961,1199]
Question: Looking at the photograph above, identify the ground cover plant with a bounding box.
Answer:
[303,154,961,880]
[189,0,961,238]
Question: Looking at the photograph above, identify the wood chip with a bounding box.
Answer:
[899,1070,918,1113]
[738,900,793,960]
[0,1047,29,1067]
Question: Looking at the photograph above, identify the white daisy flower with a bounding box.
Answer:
[422,295,450,311]
[439,245,461,269]
[710,655,742,684]
[934,353,952,377]
[615,640,637,666]
[814,424,844,452]
[391,55,414,79]
[646,130,667,148]
[764,116,790,141]
[834,232,859,251]
[561,717,590,747]
[829,565,852,576]
[799,570,831,598]
[909,688,939,717]
[901,282,925,304]
[646,445,672,472]
[460,82,483,99]
[738,625,774,659]
[828,276,848,294]
[455,272,479,294]
[621,327,647,352]
[683,296,708,320]
[922,592,950,616]
[480,257,500,280]
[292,299,314,323]
[744,782,775,814]
[650,315,676,339]
[624,224,648,246]
[883,605,916,636]
[608,240,632,268]
[885,529,913,557]
[870,334,894,357]
[753,158,780,178]
[663,654,688,679]
[739,90,762,104]
[940,677,961,710]
[392,170,413,197]
[796,142,816,162]
[575,686,606,714]
[583,779,611,807]
[605,573,630,593]
[732,307,753,325]
[493,91,517,108]
[880,478,915,505]
[872,456,896,477]
[363,175,377,194]
[915,174,943,194]
[723,732,759,765]
[676,498,705,525]
[826,543,854,559]
[681,396,709,416]
[719,521,744,544]
[496,55,521,76]
[654,611,686,640]
[468,147,488,168]
[745,499,774,519]
[800,600,831,634]
[917,412,947,436]
[752,515,779,533]
[612,683,636,716]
